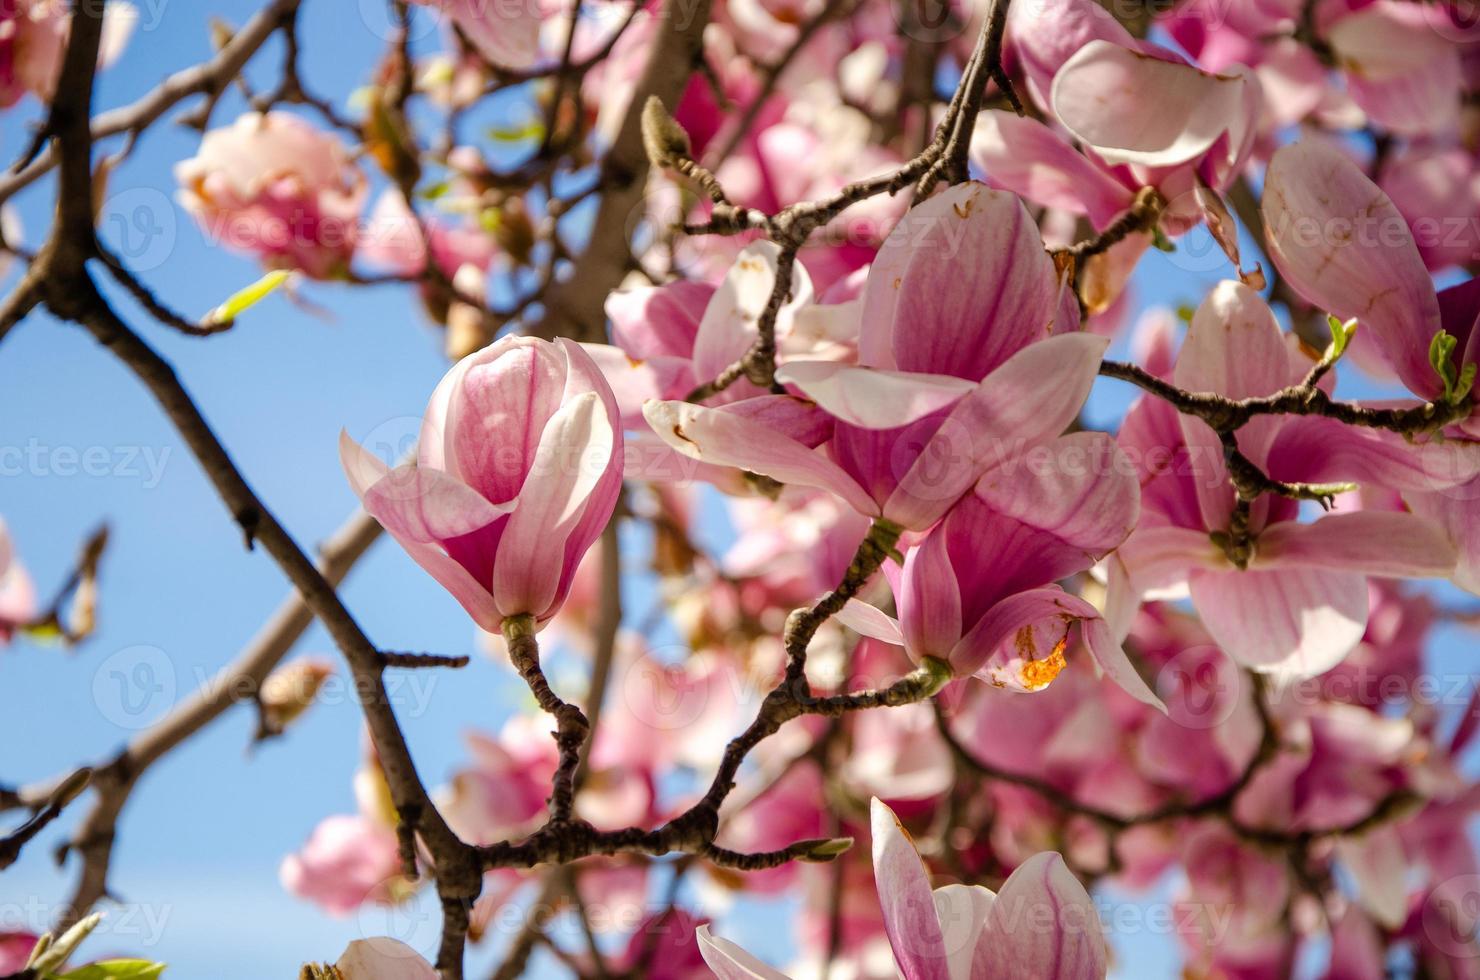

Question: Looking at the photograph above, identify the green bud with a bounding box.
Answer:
[640,96,692,169]
[28,912,103,976]
[796,836,855,862]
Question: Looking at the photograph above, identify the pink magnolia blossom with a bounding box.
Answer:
[332,938,439,979]
[0,0,135,107]
[0,931,36,973]
[722,488,873,614]
[829,423,1162,708]
[1176,824,1295,976]
[444,711,662,840]
[588,241,819,427]
[1232,700,1418,836]
[439,717,560,844]
[340,336,623,631]
[1380,142,1480,273]
[1262,140,1480,593]
[358,189,498,281]
[0,516,35,644]
[1262,139,1458,401]
[611,909,711,979]
[598,640,747,772]
[281,756,407,916]
[842,702,954,809]
[982,0,1261,244]
[1165,0,1464,137]
[412,0,541,70]
[646,183,1101,533]
[1109,279,1461,680]
[176,111,368,279]
[704,119,909,289]
[698,798,1108,978]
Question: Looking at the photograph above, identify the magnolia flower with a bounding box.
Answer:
[646,183,1097,533]
[329,938,438,979]
[1176,825,1294,974]
[1262,139,1476,406]
[281,755,408,916]
[1109,280,1461,680]
[981,0,1261,234]
[0,516,35,644]
[611,909,711,979]
[1167,0,1463,138]
[588,241,820,425]
[358,189,498,281]
[0,932,37,974]
[0,0,136,107]
[1380,143,1480,273]
[1262,140,1480,594]
[412,0,540,70]
[698,798,1108,978]
[176,111,368,279]
[340,336,623,631]
[824,418,1161,707]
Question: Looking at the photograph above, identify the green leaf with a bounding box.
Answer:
[418,180,451,200]
[57,958,167,979]
[1325,315,1358,362]
[1431,329,1461,398]
[205,270,290,326]
[485,119,544,144]
[1151,227,1174,252]
[1457,362,1478,404]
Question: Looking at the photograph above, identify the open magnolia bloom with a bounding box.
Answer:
[1165,0,1462,139]
[1262,139,1480,594]
[175,111,368,279]
[973,0,1262,293]
[834,431,1164,710]
[1262,139,1475,403]
[1107,280,1465,681]
[698,798,1108,979]
[340,336,623,631]
[645,183,1099,532]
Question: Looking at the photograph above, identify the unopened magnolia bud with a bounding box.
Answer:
[797,836,855,862]
[28,912,102,975]
[259,657,335,734]
[641,95,691,168]
[52,767,93,808]
[25,932,53,965]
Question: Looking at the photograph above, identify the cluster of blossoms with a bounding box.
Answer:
[6,0,1480,975]
[313,36,1480,968]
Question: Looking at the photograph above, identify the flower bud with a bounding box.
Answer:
[341,337,623,631]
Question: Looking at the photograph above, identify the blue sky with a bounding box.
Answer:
[0,3,1475,977]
